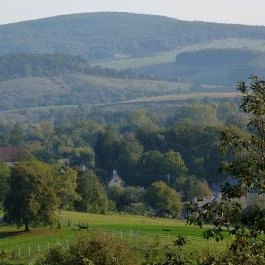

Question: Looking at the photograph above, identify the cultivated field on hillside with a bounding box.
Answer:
[0,74,226,111]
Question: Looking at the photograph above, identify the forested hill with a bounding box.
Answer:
[0,54,134,80]
[1,12,265,60]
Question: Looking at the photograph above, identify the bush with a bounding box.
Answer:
[35,233,135,265]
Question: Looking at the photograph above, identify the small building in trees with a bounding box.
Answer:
[108,169,125,188]
[0,146,25,166]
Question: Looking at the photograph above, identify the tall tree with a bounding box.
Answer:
[76,170,108,214]
[95,127,121,174]
[145,181,181,217]
[52,165,79,210]
[4,161,58,231]
[117,135,143,171]
[142,150,188,186]
[69,147,95,171]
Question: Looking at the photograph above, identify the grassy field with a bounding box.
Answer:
[0,211,229,264]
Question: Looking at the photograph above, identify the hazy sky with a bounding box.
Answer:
[1,0,265,26]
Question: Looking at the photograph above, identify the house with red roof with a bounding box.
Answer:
[0,146,25,166]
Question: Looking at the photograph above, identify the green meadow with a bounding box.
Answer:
[0,211,229,264]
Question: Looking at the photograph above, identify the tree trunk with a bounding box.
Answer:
[25,221,30,232]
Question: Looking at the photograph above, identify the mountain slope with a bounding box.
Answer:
[1,12,265,60]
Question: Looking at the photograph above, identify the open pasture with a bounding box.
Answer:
[0,211,228,263]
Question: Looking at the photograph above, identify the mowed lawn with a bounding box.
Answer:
[0,211,229,262]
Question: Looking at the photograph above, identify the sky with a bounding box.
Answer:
[1,0,265,26]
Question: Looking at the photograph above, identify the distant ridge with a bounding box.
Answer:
[1,12,265,60]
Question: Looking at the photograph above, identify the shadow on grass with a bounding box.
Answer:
[0,230,26,239]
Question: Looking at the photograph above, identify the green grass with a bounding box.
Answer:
[0,211,229,264]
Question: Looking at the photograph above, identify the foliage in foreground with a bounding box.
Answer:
[186,75,265,264]
[35,233,134,265]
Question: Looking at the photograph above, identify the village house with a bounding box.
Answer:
[108,169,125,188]
[0,146,25,166]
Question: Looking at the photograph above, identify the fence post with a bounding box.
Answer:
[18,247,21,257]
[28,245,31,258]
[120,229,123,240]
[38,244,40,254]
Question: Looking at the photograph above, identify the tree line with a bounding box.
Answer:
[0,101,250,231]
[0,53,159,81]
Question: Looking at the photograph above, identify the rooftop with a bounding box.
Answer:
[0,146,25,162]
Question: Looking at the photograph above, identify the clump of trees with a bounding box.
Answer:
[0,154,187,231]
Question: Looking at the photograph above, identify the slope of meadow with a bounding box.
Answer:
[0,211,228,264]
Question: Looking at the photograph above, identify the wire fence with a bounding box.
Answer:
[0,219,226,263]
[0,229,176,257]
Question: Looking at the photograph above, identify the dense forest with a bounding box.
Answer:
[0,53,146,80]
[175,48,261,65]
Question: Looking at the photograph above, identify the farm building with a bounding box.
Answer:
[108,170,125,188]
[0,146,26,166]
